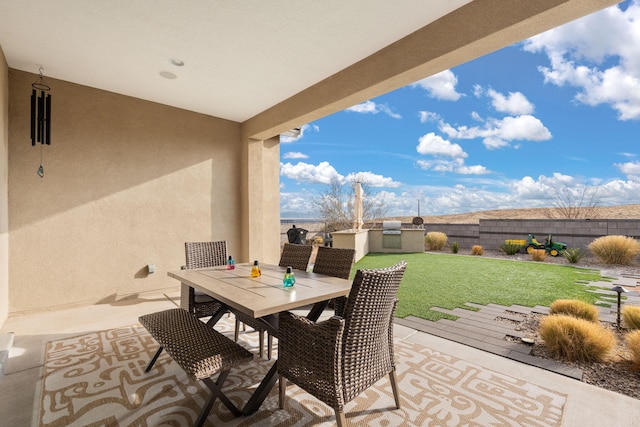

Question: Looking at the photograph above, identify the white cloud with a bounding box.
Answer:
[487,89,535,115]
[419,111,440,123]
[281,172,640,217]
[416,132,467,158]
[615,160,640,175]
[280,161,342,185]
[344,171,401,188]
[523,1,640,120]
[283,151,309,159]
[457,165,490,175]
[345,101,402,119]
[416,158,490,175]
[280,161,401,188]
[440,115,552,149]
[411,69,464,101]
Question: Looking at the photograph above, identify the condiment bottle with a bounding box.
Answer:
[226,255,235,270]
[251,260,261,277]
[283,266,295,287]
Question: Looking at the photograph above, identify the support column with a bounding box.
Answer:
[242,137,280,265]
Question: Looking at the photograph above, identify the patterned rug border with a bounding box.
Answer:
[39,319,567,426]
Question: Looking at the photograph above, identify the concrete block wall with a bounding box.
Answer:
[422,219,640,251]
[423,223,479,249]
[480,219,640,251]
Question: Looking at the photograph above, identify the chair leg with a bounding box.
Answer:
[267,333,273,360]
[335,409,347,427]
[145,346,164,372]
[258,330,264,358]
[389,369,401,409]
[234,318,240,342]
[278,374,287,409]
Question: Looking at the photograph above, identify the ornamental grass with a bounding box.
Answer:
[622,306,640,330]
[540,315,616,363]
[530,248,547,262]
[425,232,448,251]
[625,330,640,368]
[470,245,483,255]
[588,235,640,265]
[549,299,600,322]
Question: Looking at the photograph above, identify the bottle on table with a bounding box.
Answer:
[226,255,235,270]
[251,260,261,277]
[283,266,295,287]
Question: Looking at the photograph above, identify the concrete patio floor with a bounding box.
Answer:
[1,287,639,426]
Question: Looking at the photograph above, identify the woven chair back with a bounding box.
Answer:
[184,241,228,269]
[340,261,407,402]
[278,243,313,271]
[312,246,355,279]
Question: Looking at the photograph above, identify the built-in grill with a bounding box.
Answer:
[382,221,402,235]
[382,221,402,248]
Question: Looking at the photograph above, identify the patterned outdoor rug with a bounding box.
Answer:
[39,317,566,426]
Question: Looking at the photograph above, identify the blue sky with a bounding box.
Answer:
[280,1,640,218]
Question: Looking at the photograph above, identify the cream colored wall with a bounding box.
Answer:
[241,137,281,265]
[8,70,243,314]
[0,48,9,325]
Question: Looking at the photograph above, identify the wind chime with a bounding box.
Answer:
[30,67,51,178]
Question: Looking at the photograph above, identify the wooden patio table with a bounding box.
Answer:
[168,263,352,415]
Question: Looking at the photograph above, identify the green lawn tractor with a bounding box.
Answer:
[526,233,567,257]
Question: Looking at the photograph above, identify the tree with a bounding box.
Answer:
[312,177,387,231]
[543,182,601,219]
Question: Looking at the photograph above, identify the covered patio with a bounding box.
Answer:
[0,1,630,425]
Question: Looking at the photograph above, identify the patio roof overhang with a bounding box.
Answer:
[0,0,620,139]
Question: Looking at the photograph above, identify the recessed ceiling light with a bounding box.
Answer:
[159,71,177,79]
[171,59,185,67]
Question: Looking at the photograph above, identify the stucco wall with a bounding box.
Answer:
[0,49,8,325]
[8,70,243,313]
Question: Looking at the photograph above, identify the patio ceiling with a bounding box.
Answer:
[0,0,470,123]
[0,0,620,136]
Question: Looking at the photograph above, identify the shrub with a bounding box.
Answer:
[451,242,459,254]
[588,235,640,265]
[530,249,547,262]
[425,232,448,251]
[622,306,640,330]
[540,315,616,363]
[470,245,483,255]
[625,330,640,368]
[499,241,523,255]
[561,247,586,264]
[549,299,600,322]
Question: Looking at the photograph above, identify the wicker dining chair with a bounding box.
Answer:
[312,246,355,316]
[278,243,313,272]
[277,261,408,427]
[182,241,272,359]
[180,241,228,318]
[244,243,314,360]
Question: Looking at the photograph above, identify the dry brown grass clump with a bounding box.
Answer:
[471,245,483,255]
[530,249,547,262]
[622,306,640,330]
[625,330,640,368]
[588,235,640,265]
[549,299,600,322]
[540,315,616,363]
[425,232,447,251]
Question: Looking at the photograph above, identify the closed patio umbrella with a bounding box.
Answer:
[353,182,364,230]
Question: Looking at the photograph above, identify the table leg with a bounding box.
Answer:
[242,363,278,415]
[205,305,229,327]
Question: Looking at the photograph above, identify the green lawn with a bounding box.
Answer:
[352,252,608,321]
